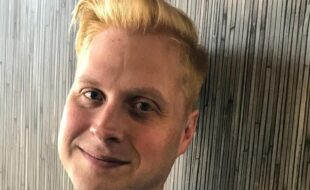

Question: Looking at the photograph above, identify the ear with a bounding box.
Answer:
[177,110,199,156]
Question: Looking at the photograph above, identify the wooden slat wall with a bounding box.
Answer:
[166,0,310,189]
[0,0,77,189]
[0,0,309,190]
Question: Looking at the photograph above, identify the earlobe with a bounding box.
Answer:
[177,110,199,156]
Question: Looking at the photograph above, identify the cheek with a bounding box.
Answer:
[132,124,182,162]
[59,102,90,147]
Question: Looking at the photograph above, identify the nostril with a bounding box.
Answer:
[106,136,121,143]
[89,126,123,143]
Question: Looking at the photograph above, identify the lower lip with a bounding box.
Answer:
[79,148,127,169]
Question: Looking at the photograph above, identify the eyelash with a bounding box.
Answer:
[128,99,161,120]
[79,89,161,117]
[131,99,159,112]
[80,89,104,106]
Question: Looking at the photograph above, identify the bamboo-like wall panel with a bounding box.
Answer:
[0,0,309,190]
[0,0,77,189]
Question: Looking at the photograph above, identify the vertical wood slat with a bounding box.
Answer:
[0,0,309,190]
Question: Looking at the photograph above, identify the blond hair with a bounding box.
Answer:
[72,0,207,111]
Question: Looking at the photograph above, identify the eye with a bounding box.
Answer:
[83,90,104,102]
[127,97,164,120]
[130,98,161,115]
[135,101,153,112]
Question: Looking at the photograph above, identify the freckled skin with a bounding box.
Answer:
[58,28,199,190]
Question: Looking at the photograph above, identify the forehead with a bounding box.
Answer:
[85,29,183,65]
[77,28,185,85]
[76,28,186,107]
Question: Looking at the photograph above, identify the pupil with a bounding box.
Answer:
[140,103,149,111]
[91,92,98,99]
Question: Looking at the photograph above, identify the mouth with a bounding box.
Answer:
[78,147,130,168]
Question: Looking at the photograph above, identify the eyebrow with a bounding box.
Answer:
[77,76,101,86]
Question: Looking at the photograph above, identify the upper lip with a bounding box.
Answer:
[78,146,130,164]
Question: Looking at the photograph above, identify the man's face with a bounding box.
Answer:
[58,28,198,190]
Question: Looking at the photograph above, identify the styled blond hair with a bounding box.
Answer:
[72,0,207,111]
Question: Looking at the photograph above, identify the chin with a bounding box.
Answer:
[69,174,131,190]
[65,157,130,190]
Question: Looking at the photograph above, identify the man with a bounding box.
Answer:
[57,0,207,190]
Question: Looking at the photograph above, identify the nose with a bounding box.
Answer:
[89,101,125,144]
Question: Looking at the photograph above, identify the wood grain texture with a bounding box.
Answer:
[0,0,309,190]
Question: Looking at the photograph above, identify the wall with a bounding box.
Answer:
[166,0,310,189]
[0,0,309,190]
[0,0,76,189]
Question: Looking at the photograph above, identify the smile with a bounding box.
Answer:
[78,147,130,168]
